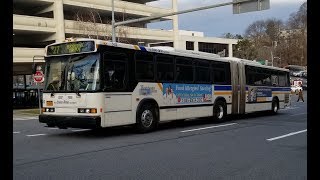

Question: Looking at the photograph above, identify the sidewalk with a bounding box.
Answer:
[13,108,40,120]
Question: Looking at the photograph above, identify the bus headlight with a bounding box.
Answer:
[42,108,55,112]
[78,108,97,114]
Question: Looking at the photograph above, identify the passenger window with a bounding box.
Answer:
[135,51,154,81]
[176,57,194,83]
[103,52,128,91]
[156,55,174,82]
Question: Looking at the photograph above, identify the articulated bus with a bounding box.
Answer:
[38,38,291,132]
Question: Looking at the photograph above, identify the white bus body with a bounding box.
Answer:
[39,38,291,131]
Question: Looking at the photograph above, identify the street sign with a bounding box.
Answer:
[233,0,270,14]
[34,70,44,83]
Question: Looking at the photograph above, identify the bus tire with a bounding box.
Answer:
[271,99,279,114]
[46,123,55,127]
[136,103,158,133]
[213,101,227,122]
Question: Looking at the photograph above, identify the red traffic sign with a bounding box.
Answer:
[34,70,44,83]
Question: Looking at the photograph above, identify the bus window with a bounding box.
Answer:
[103,52,128,91]
[279,72,288,87]
[156,55,174,82]
[271,74,279,86]
[135,51,154,81]
[176,57,194,83]
[196,59,210,83]
[261,70,271,86]
[212,62,230,84]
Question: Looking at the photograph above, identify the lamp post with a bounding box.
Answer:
[273,57,281,67]
[110,0,269,43]
[111,0,116,42]
[263,46,273,66]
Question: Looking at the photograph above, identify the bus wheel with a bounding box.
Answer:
[136,104,158,133]
[46,123,55,127]
[271,99,279,114]
[213,101,227,122]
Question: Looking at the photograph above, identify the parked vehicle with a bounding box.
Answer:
[291,85,302,93]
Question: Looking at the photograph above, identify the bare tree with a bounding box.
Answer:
[231,1,307,67]
[287,2,307,30]
[73,8,130,43]
[245,20,269,47]
[278,1,307,66]
[233,39,257,60]
[74,8,110,40]
[265,18,283,42]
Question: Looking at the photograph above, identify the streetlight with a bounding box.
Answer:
[111,0,116,42]
[273,56,281,67]
[263,46,273,66]
[111,0,270,43]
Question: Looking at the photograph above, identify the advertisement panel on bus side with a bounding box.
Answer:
[162,83,212,105]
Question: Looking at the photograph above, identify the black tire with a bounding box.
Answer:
[136,104,158,133]
[46,123,55,127]
[271,99,279,114]
[212,101,227,122]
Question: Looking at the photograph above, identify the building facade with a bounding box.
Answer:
[149,30,238,57]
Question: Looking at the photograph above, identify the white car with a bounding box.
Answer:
[291,85,302,93]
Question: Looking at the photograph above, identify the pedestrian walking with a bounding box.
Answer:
[297,89,304,102]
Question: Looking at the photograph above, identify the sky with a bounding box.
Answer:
[147,0,306,37]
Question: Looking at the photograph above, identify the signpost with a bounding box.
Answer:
[233,0,270,14]
[33,67,44,114]
[111,0,270,42]
[34,71,44,83]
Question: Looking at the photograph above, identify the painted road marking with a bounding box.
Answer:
[290,113,307,116]
[13,131,20,134]
[71,129,91,132]
[267,129,307,141]
[26,134,46,137]
[181,123,237,133]
[13,117,38,121]
[47,128,59,130]
[280,107,299,111]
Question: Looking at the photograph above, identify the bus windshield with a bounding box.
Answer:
[44,53,100,92]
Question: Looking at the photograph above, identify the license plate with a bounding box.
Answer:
[46,101,53,106]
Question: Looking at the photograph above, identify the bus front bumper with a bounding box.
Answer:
[39,115,101,129]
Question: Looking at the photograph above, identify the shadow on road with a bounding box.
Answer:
[48,110,288,139]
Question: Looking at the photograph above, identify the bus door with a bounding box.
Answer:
[230,61,246,114]
[102,51,133,126]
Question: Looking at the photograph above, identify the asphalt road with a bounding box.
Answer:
[13,92,307,180]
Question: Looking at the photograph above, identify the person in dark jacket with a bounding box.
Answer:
[297,89,304,102]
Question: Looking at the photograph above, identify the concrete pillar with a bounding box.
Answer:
[172,0,179,49]
[54,0,65,42]
[194,41,199,52]
[228,43,233,57]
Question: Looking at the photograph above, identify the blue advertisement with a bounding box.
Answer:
[257,88,272,97]
[162,83,212,105]
[248,87,272,102]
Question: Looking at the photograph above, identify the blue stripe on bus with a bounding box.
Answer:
[214,86,290,91]
[139,46,147,52]
[246,86,291,91]
[214,85,232,91]
[271,87,291,91]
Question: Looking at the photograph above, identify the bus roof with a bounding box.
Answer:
[46,38,289,72]
[218,57,289,72]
